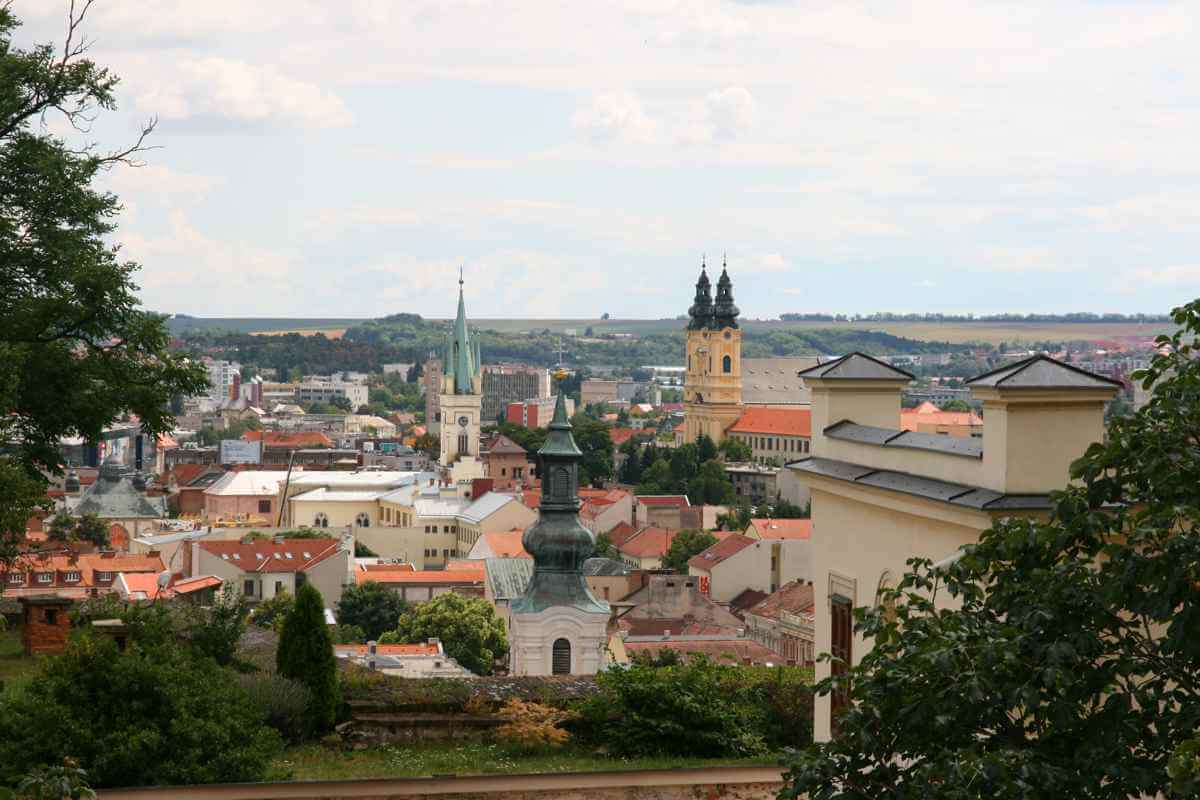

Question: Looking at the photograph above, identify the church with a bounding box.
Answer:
[436,275,489,489]
[683,258,821,446]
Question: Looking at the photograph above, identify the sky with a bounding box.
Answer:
[14,1,1200,319]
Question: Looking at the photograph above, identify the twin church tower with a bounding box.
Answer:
[683,258,744,445]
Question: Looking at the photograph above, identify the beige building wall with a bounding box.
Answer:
[683,326,743,445]
[289,498,377,530]
[690,538,810,602]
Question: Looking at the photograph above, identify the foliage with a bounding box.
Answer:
[233,672,314,745]
[329,624,367,644]
[354,540,378,557]
[186,586,250,666]
[660,529,718,573]
[335,581,409,641]
[495,698,579,751]
[192,417,260,447]
[45,512,109,548]
[765,499,809,519]
[250,590,294,631]
[0,5,208,593]
[617,438,643,484]
[695,434,718,463]
[380,593,508,676]
[0,636,281,788]
[276,583,339,734]
[716,499,753,531]
[686,459,735,505]
[938,398,973,412]
[591,532,618,560]
[718,436,753,462]
[577,657,794,758]
[571,418,615,487]
[0,758,95,800]
[784,297,1200,799]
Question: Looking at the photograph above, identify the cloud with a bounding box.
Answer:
[572,91,660,144]
[689,87,759,143]
[755,253,788,272]
[1123,264,1200,287]
[971,245,1078,274]
[133,58,351,128]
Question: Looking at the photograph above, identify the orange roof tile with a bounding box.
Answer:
[748,519,811,540]
[478,530,530,559]
[688,534,756,570]
[636,495,690,508]
[242,431,333,448]
[172,575,223,594]
[617,526,676,559]
[900,402,982,430]
[335,643,440,656]
[746,580,815,622]
[728,407,811,437]
[357,570,484,586]
[199,538,340,573]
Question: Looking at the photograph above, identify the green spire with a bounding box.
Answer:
[450,271,479,394]
[538,390,582,461]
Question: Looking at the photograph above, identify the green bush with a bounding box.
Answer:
[276,583,339,734]
[335,581,408,641]
[380,593,507,675]
[233,672,314,744]
[330,624,367,644]
[250,591,294,631]
[577,657,810,758]
[0,636,281,788]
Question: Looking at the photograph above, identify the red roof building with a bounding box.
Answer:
[726,407,813,464]
[745,518,812,540]
[900,401,983,437]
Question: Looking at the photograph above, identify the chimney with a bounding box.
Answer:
[804,355,912,456]
[662,629,671,639]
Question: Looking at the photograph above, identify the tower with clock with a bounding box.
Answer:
[438,273,483,468]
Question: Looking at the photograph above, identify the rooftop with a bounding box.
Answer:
[748,518,811,540]
[824,420,984,459]
[687,534,756,570]
[617,526,677,559]
[357,568,484,586]
[728,407,812,437]
[797,352,914,381]
[624,638,780,665]
[242,430,334,449]
[199,538,342,573]
[635,495,691,508]
[965,354,1124,390]
[203,470,290,497]
[901,401,982,430]
[746,580,815,623]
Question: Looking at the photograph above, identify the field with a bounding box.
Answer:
[249,328,347,339]
[274,742,777,781]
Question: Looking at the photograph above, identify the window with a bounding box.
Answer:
[458,433,468,455]
[45,609,58,625]
[63,571,80,583]
[36,573,51,584]
[722,354,731,373]
[355,512,371,528]
[8,573,23,584]
[552,638,571,675]
[275,581,284,595]
[244,580,255,597]
[443,525,450,534]
[314,512,329,528]
[830,594,853,735]
[258,500,271,514]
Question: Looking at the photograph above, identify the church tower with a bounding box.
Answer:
[439,274,483,467]
[683,256,742,445]
[509,390,610,675]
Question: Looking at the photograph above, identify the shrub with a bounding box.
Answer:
[233,672,314,744]
[0,636,281,788]
[251,591,294,631]
[578,656,791,758]
[330,624,367,644]
[276,583,339,734]
[183,586,249,666]
[335,581,408,641]
[495,698,578,751]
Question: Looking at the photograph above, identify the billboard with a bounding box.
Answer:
[219,439,261,465]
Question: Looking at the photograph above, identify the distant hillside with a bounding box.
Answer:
[165,316,367,335]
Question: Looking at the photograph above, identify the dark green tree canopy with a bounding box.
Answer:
[661,529,718,574]
[380,592,508,675]
[335,580,409,641]
[785,298,1200,800]
[276,582,339,733]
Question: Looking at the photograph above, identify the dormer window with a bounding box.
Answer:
[97,571,113,581]
[36,573,52,584]
[284,553,293,560]
[8,573,23,584]
[63,571,80,583]
[232,553,240,560]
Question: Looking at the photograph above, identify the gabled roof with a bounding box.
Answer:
[729,588,769,615]
[485,434,527,455]
[797,352,914,381]
[901,402,982,429]
[688,534,756,570]
[748,518,811,540]
[636,495,691,508]
[172,575,223,595]
[476,530,530,559]
[965,354,1124,390]
[460,492,519,524]
[607,521,640,548]
[741,356,821,405]
[746,580,815,622]
[199,538,342,573]
[617,526,676,559]
[242,431,333,449]
[728,407,811,437]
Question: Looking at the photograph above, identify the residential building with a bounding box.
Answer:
[618,573,744,636]
[352,563,485,603]
[1,551,165,599]
[580,379,661,408]
[687,528,810,601]
[466,529,530,560]
[204,359,241,408]
[726,407,812,465]
[334,640,473,677]
[742,580,816,666]
[579,488,634,536]
[745,518,812,541]
[900,401,983,438]
[623,635,780,666]
[242,431,334,465]
[202,470,289,523]
[903,385,974,406]
[634,494,691,529]
[343,414,398,436]
[193,535,352,607]
[482,435,530,490]
[614,525,676,570]
[789,352,1121,741]
[725,462,781,505]
[482,364,551,421]
[505,396,576,428]
[295,380,369,410]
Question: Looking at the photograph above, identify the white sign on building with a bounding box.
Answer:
[219,439,261,465]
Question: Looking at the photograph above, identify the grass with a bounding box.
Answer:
[274,742,780,781]
[0,626,41,695]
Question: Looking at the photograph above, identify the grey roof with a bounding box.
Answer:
[485,557,534,601]
[825,421,983,459]
[966,355,1123,390]
[741,357,821,405]
[797,352,914,381]
[582,557,631,576]
[71,463,167,519]
[789,456,1053,511]
[460,492,516,524]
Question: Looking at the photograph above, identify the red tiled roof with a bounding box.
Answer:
[748,519,812,540]
[728,407,811,437]
[172,575,223,594]
[476,530,530,559]
[335,643,440,656]
[607,521,639,548]
[636,495,690,508]
[242,431,333,448]
[621,619,733,636]
[687,534,756,571]
[746,580,815,622]
[609,428,645,446]
[617,526,676,559]
[362,563,416,572]
[118,572,172,598]
[900,402,982,429]
[730,588,769,614]
[0,551,165,589]
[170,464,216,487]
[357,569,484,586]
[199,538,340,573]
[485,435,527,455]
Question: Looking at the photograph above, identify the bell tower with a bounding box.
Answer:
[439,272,483,467]
[683,256,742,445]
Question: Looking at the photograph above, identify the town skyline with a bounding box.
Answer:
[14,0,1200,319]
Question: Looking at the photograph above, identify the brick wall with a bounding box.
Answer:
[21,600,72,656]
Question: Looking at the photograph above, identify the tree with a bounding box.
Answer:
[784,298,1200,800]
[0,4,207,596]
[618,438,644,485]
[573,419,614,487]
[768,498,809,519]
[695,434,718,463]
[413,432,439,459]
[661,529,718,573]
[669,443,700,488]
[335,581,409,641]
[46,512,109,549]
[591,532,618,560]
[276,583,339,734]
[938,399,973,412]
[380,593,507,675]
[686,459,735,506]
[0,636,281,788]
[250,590,293,632]
[636,459,673,495]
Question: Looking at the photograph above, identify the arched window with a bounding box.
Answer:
[314,512,328,528]
[552,638,571,675]
[458,433,468,455]
[355,512,371,528]
[722,354,732,373]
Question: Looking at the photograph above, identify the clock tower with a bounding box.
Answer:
[439,274,483,468]
[683,256,742,445]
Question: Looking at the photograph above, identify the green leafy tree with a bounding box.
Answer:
[276,583,339,734]
[573,419,615,487]
[668,443,699,488]
[686,459,735,505]
[0,4,206,596]
[335,581,409,641]
[45,512,109,549]
[767,498,809,519]
[618,438,643,484]
[184,586,249,666]
[937,398,973,412]
[591,532,618,560]
[784,298,1200,800]
[695,434,718,463]
[380,593,507,675]
[3,758,96,800]
[661,529,718,573]
[636,459,673,495]
[0,637,281,788]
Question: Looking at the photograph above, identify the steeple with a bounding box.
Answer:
[712,255,740,329]
[687,256,714,331]
[513,389,607,615]
[449,271,481,394]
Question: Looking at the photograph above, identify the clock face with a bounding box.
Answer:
[458,416,469,427]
